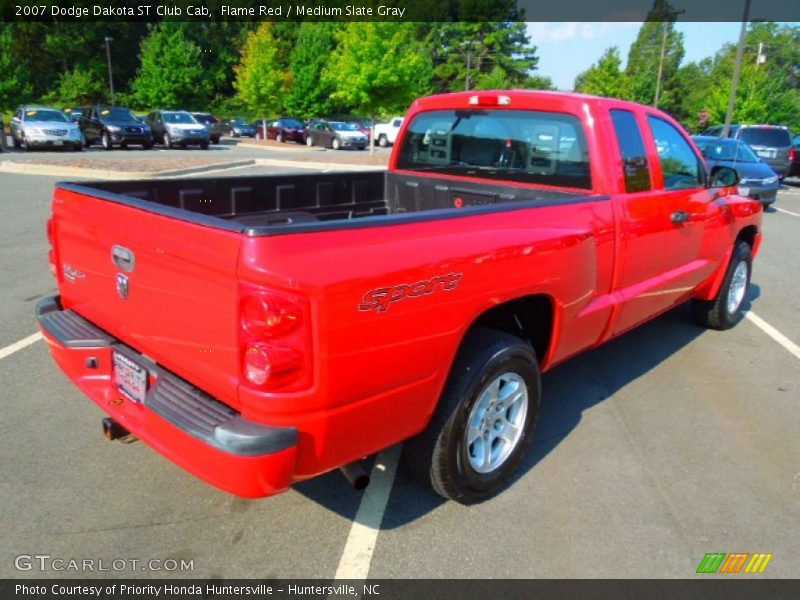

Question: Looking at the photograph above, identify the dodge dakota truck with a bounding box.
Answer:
[37,91,762,504]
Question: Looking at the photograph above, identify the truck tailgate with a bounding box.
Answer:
[52,185,243,407]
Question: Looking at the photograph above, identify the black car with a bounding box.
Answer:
[702,123,792,180]
[789,134,800,178]
[147,110,210,149]
[221,118,256,138]
[63,107,87,123]
[79,106,153,150]
[693,135,780,206]
[190,112,223,144]
[304,121,368,150]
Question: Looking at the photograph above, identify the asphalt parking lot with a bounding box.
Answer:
[1,162,799,579]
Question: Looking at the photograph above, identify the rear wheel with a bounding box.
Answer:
[164,132,173,149]
[332,138,341,150]
[21,135,30,151]
[200,141,209,150]
[13,134,21,149]
[276,132,284,143]
[306,136,314,147]
[403,327,541,504]
[378,134,388,147]
[101,132,112,150]
[692,240,752,330]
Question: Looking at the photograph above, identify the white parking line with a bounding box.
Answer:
[0,332,43,360]
[334,444,402,580]
[775,207,800,218]
[745,312,800,362]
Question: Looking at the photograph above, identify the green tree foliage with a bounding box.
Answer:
[284,23,341,118]
[574,47,629,99]
[131,23,210,110]
[233,22,287,118]
[324,22,433,119]
[0,24,31,110]
[426,22,540,93]
[45,66,106,106]
[625,0,685,110]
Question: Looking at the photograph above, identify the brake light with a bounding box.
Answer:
[790,148,797,161]
[46,218,57,278]
[239,285,311,391]
[468,94,511,106]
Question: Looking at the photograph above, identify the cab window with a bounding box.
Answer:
[610,109,651,193]
[647,116,704,190]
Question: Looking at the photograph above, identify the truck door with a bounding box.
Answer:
[644,115,715,295]
[608,108,671,335]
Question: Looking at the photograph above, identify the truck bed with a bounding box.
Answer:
[56,171,592,236]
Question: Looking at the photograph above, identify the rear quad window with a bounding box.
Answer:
[396,109,592,189]
[738,128,791,148]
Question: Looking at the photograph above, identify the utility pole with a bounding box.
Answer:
[104,36,115,104]
[723,0,751,137]
[653,9,685,108]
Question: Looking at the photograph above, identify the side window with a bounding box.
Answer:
[610,109,651,193]
[392,119,402,127]
[647,116,704,190]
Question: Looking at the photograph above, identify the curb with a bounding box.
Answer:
[237,141,317,153]
[0,159,256,180]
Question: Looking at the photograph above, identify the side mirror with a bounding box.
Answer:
[710,166,739,187]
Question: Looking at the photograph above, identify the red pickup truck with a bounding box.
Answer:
[38,91,762,504]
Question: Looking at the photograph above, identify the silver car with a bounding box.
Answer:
[10,106,83,151]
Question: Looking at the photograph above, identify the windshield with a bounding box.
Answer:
[280,119,303,128]
[698,139,759,163]
[231,119,248,126]
[396,109,592,189]
[739,128,791,148]
[98,108,136,122]
[163,112,197,124]
[25,109,68,123]
[193,114,217,124]
[330,122,351,131]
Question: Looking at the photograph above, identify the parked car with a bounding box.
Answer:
[304,120,368,150]
[11,106,83,151]
[80,106,153,150]
[190,112,223,144]
[373,116,404,147]
[348,119,373,140]
[37,91,761,503]
[693,135,780,206]
[222,118,256,138]
[260,117,305,143]
[702,123,792,180]
[789,134,800,178]
[147,110,209,149]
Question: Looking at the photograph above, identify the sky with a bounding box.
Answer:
[527,22,746,90]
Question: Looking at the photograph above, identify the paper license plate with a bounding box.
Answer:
[113,352,148,403]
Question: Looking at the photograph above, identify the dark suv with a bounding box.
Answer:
[702,124,792,179]
[79,106,153,150]
[190,112,223,144]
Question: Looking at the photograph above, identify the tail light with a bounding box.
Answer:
[239,284,311,392]
[46,218,57,278]
[790,148,796,161]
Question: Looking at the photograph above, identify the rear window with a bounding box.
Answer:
[396,109,592,189]
[739,127,791,147]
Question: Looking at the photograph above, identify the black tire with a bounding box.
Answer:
[101,132,112,150]
[21,136,29,151]
[13,134,21,149]
[143,142,153,150]
[306,136,314,147]
[164,132,173,149]
[276,132,284,143]
[73,144,83,152]
[332,137,341,150]
[692,240,752,330]
[211,136,220,145]
[378,134,388,147]
[403,327,541,504]
[200,141,209,150]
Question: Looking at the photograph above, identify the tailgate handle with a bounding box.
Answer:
[111,245,135,272]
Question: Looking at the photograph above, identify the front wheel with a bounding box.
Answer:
[200,141,209,150]
[332,138,340,150]
[101,132,112,150]
[306,136,314,147]
[692,240,752,330]
[378,134,388,147]
[403,327,541,504]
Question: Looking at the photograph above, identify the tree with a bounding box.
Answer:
[574,47,628,98]
[426,22,541,93]
[284,23,341,118]
[324,22,433,150]
[625,0,685,110]
[0,24,31,111]
[233,23,286,119]
[130,23,210,109]
[46,66,106,106]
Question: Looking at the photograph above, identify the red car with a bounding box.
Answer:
[255,117,305,143]
[38,91,761,503]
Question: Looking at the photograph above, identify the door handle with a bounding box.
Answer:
[670,210,690,225]
[111,245,135,272]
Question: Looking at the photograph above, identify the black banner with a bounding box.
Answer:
[1,0,799,23]
[3,579,800,600]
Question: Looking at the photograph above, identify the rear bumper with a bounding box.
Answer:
[36,296,297,498]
